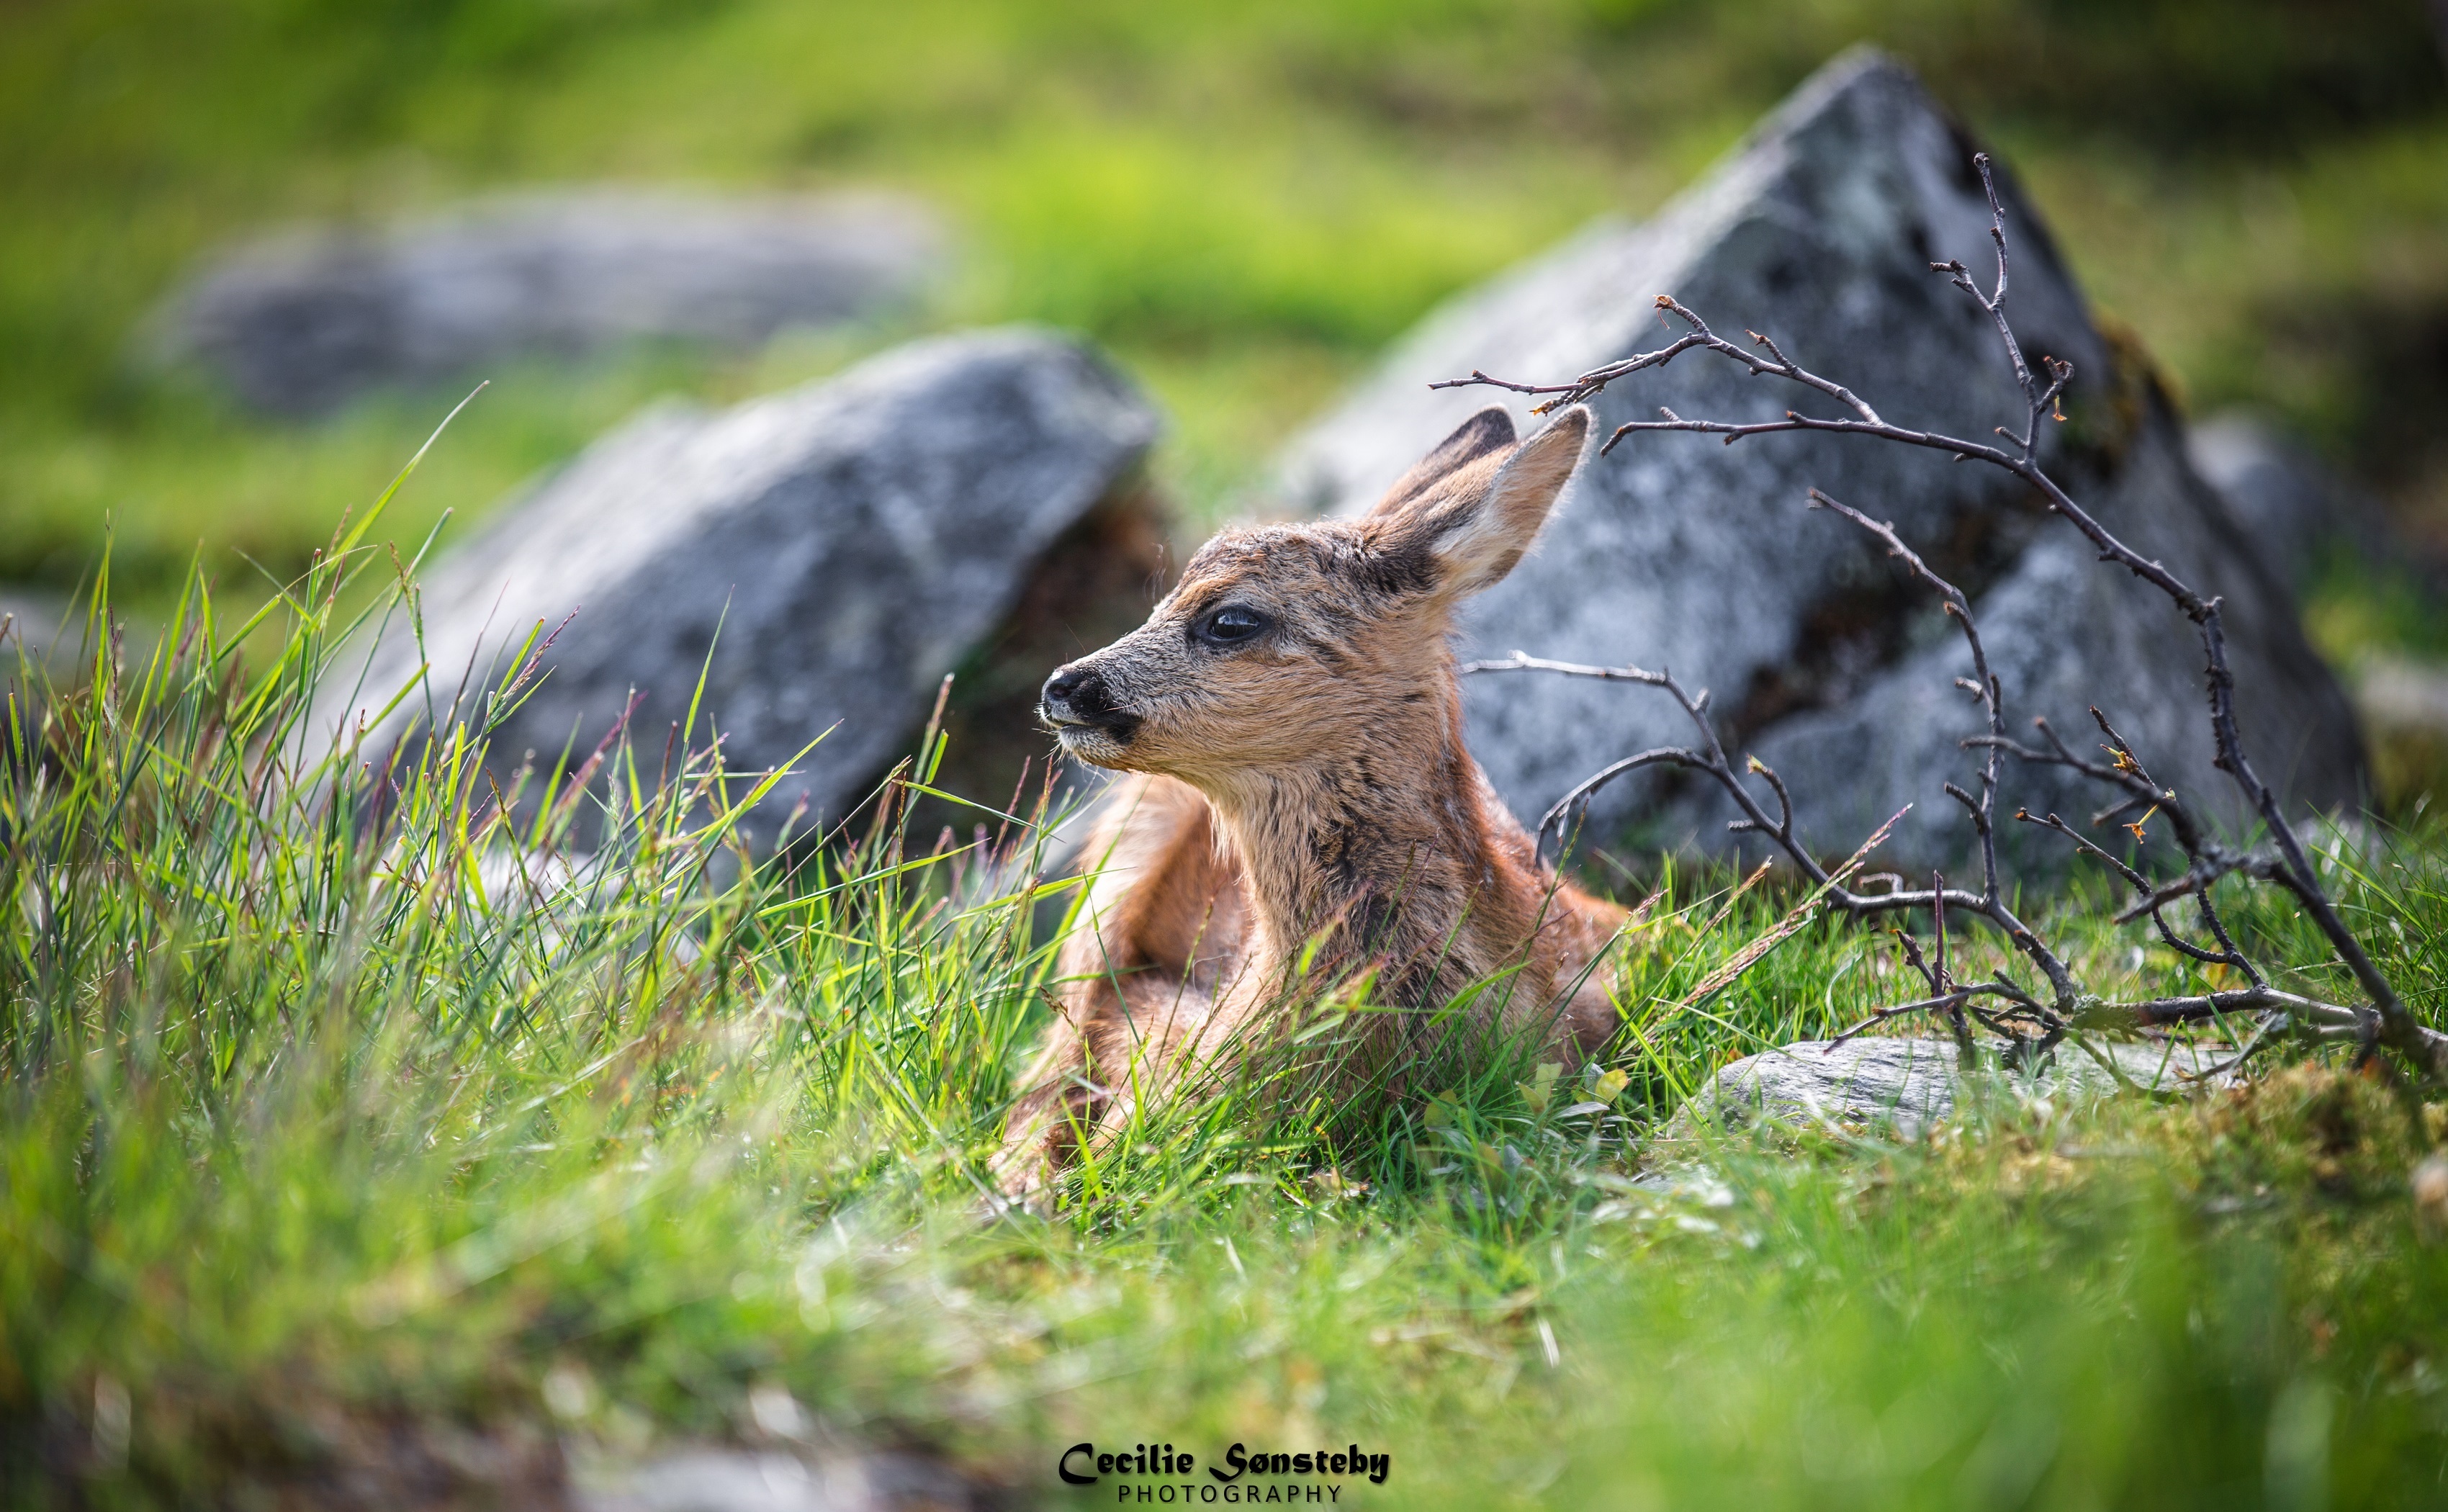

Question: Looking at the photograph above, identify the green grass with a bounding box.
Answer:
[7,4,2448,1503]
[8,467,2448,1507]
[2,0,2444,611]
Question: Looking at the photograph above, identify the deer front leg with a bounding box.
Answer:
[998,973,1229,1205]
[1074,978,1234,1163]
[991,775,1247,1206]
[991,1009,1107,1210]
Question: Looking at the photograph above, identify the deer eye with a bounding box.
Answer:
[1192,604,1271,647]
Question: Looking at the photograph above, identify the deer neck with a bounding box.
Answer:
[1196,688,1539,1000]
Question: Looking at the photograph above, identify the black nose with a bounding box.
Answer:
[1040,664,1114,725]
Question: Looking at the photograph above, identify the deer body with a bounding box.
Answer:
[996,405,1626,1200]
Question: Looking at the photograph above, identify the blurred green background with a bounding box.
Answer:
[3,0,2445,617]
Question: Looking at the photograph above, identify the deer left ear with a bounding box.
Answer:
[1387,406,1591,597]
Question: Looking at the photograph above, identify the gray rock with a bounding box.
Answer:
[571,1444,985,1512]
[2355,653,2448,800]
[2359,657,2448,736]
[2181,415,2448,798]
[0,585,75,677]
[572,1450,850,1512]
[1277,49,2359,867]
[579,1451,841,1512]
[2187,412,2390,593]
[330,328,1161,837]
[1692,1035,2232,1138]
[153,188,946,415]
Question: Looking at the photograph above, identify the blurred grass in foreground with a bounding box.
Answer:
[0,0,2442,608]
[6,454,2448,1505]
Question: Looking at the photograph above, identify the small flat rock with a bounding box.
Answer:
[574,1450,858,1512]
[572,1446,981,1512]
[328,327,1160,836]
[0,585,75,675]
[1275,48,2358,868]
[153,188,947,415]
[1692,1035,2233,1137]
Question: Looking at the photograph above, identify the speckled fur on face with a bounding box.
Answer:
[1048,520,1446,780]
[1046,403,1558,783]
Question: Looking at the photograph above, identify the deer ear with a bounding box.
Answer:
[1364,405,1518,519]
[1380,406,1590,597]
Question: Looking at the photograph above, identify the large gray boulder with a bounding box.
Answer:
[154,189,945,415]
[1279,50,2360,867]
[332,328,1161,837]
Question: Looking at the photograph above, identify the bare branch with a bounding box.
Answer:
[1441,149,2448,1083]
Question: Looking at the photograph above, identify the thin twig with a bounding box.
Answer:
[1441,150,2447,1081]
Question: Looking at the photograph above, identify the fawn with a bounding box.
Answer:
[994,403,1627,1201]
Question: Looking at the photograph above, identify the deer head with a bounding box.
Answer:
[1039,404,1592,793]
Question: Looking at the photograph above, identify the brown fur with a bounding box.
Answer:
[994,405,1628,1201]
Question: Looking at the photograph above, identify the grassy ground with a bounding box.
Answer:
[3,0,2445,599]
[6,473,2448,1508]
[8,4,2448,1505]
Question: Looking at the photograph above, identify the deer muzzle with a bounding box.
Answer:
[1039,662,1140,748]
